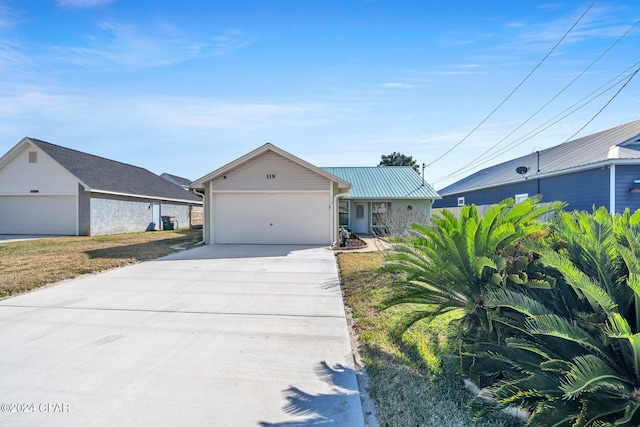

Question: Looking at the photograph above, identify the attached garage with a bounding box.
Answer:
[192,144,351,245]
[213,192,331,244]
[0,195,76,235]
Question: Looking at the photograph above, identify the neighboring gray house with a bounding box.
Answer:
[0,137,203,235]
[434,119,640,214]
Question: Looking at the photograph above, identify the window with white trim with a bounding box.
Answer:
[457,196,465,206]
[515,193,529,203]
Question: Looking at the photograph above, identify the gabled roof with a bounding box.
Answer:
[19,138,202,203]
[439,119,640,195]
[191,143,351,189]
[321,166,440,199]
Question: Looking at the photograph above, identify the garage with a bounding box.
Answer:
[0,195,76,235]
[192,143,351,245]
[213,192,331,244]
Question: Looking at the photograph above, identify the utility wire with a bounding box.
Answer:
[433,65,640,184]
[563,67,639,141]
[436,17,640,179]
[433,71,632,184]
[474,62,640,163]
[426,1,594,167]
[434,18,640,184]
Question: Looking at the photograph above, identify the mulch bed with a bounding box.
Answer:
[333,234,368,250]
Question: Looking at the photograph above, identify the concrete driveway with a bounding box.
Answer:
[0,245,364,426]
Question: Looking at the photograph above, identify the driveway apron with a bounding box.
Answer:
[0,244,364,426]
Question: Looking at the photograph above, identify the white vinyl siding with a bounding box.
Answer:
[0,145,78,196]
[211,151,329,191]
[0,195,76,234]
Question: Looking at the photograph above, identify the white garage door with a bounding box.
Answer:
[0,196,76,235]
[213,193,331,244]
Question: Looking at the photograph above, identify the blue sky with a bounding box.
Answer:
[0,0,639,190]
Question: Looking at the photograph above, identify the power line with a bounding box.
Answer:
[563,67,639,142]
[432,65,640,184]
[436,17,640,179]
[433,17,640,184]
[426,1,594,168]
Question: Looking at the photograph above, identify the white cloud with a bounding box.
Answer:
[56,0,115,9]
[0,3,19,30]
[51,21,253,69]
[378,82,414,88]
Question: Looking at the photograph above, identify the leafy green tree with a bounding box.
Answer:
[378,152,420,172]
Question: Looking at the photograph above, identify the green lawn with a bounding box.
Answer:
[337,251,522,427]
[0,230,202,299]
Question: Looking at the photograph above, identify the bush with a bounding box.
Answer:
[384,200,640,426]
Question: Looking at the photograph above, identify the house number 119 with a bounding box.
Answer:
[266,174,276,179]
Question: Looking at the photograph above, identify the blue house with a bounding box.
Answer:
[434,119,640,214]
[434,120,640,212]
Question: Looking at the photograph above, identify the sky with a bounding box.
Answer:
[0,1,639,190]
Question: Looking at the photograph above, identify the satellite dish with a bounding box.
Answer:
[516,166,529,175]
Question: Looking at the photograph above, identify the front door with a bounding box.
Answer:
[152,201,161,230]
[353,203,368,234]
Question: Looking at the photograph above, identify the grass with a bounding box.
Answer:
[337,251,522,427]
[0,230,202,299]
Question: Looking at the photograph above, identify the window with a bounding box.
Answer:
[457,196,465,206]
[372,202,387,226]
[28,151,37,163]
[515,193,529,203]
[339,200,349,227]
[355,205,365,220]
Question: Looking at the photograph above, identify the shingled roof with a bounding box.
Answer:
[27,138,202,203]
[439,119,640,195]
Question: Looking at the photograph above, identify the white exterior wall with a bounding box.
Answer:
[0,143,78,196]
[0,143,80,235]
[211,151,329,191]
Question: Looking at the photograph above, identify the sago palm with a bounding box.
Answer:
[381,196,564,343]
[467,208,640,426]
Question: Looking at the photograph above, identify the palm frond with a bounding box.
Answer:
[526,314,607,357]
[559,354,631,399]
[535,248,618,315]
[484,288,553,317]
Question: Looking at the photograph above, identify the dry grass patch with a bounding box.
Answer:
[0,230,202,298]
[337,251,521,427]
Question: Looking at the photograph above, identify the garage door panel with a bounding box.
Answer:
[0,196,76,235]
[213,193,330,244]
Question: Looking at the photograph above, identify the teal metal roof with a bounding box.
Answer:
[322,166,440,199]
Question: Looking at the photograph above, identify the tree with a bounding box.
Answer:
[378,152,419,172]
